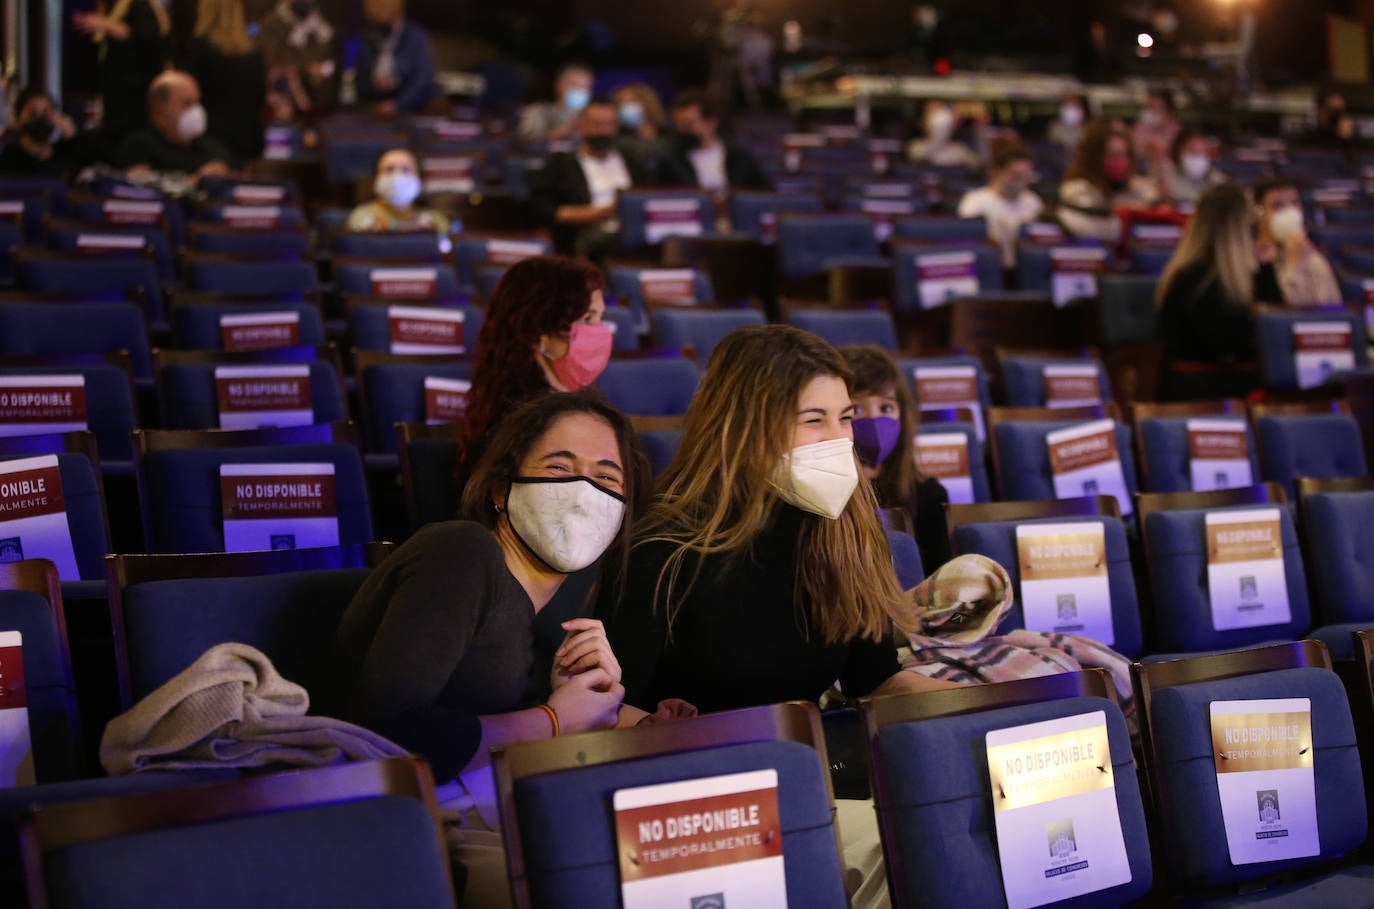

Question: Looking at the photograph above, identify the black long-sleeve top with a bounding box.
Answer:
[1158,259,1283,364]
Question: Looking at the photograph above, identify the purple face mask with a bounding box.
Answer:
[851,416,901,468]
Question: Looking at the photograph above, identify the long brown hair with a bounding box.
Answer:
[1156,181,1255,311]
[459,390,650,596]
[1065,119,1130,195]
[460,255,605,479]
[839,345,922,507]
[636,324,902,645]
[194,0,254,55]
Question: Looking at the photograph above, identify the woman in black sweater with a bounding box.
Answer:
[597,325,959,714]
[1156,181,1283,398]
[72,0,172,144]
[184,0,267,163]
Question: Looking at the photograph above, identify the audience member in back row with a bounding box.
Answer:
[1130,90,1180,167]
[1058,119,1163,242]
[116,70,232,179]
[840,345,952,572]
[185,0,268,164]
[907,100,982,170]
[346,148,451,234]
[258,0,338,121]
[658,89,772,193]
[1047,93,1087,154]
[1254,175,1341,307]
[71,0,171,145]
[528,98,656,258]
[1154,130,1226,207]
[1155,182,1277,395]
[957,141,1045,268]
[333,391,648,905]
[598,324,960,717]
[518,62,595,144]
[458,256,613,488]
[355,0,438,117]
[0,86,103,178]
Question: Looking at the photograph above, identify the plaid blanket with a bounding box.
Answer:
[895,554,1135,718]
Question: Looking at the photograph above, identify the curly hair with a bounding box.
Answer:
[459,255,604,479]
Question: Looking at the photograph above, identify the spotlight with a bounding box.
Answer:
[1137,33,1155,48]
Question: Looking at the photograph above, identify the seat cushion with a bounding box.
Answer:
[1149,667,1366,890]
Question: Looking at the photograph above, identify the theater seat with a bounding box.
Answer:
[0,582,81,783]
[157,361,347,431]
[1299,488,1374,659]
[1255,413,1366,497]
[784,308,898,351]
[650,308,766,361]
[594,358,699,416]
[0,303,153,380]
[776,214,880,280]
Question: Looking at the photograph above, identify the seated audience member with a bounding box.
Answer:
[957,141,1045,267]
[1058,119,1162,242]
[333,390,647,905]
[659,89,771,192]
[1254,175,1341,307]
[1155,130,1225,207]
[1156,183,1275,392]
[259,0,338,120]
[458,256,612,486]
[1047,92,1087,153]
[598,324,960,717]
[116,70,231,179]
[355,0,438,117]
[185,0,268,163]
[612,81,670,174]
[0,86,103,177]
[518,62,594,144]
[907,100,983,170]
[1130,90,1180,166]
[347,148,450,234]
[840,345,951,571]
[1310,90,1358,150]
[528,98,656,258]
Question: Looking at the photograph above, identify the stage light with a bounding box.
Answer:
[1137,33,1155,48]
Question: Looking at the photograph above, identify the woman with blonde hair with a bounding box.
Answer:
[72,0,171,143]
[1156,181,1281,396]
[598,324,958,715]
[185,0,268,162]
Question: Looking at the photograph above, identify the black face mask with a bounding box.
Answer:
[676,132,702,152]
[289,0,313,18]
[20,118,55,145]
[585,134,616,153]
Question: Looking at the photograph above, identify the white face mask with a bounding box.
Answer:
[375,171,421,208]
[771,438,859,520]
[1059,104,1084,127]
[177,104,207,141]
[1268,206,1305,243]
[926,108,955,141]
[1181,153,1211,180]
[505,477,626,573]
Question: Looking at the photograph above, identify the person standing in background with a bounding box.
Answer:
[1048,93,1087,154]
[258,0,338,122]
[185,0,267,163]
[518,63,595,144]
[72,0,171,145]
[355,0,439,118]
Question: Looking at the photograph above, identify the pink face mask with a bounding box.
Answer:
[1103,157,1132,183]
[547,321,613,390]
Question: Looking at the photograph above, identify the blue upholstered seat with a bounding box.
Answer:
[1001,356,1112,408]
[171,302,326,351]
[17,255,166,325]
[334,263,461,300]
[951,514,1143,655]
[891,216,990,244]
[1148,667,1368,894]
[137,443,372,554]
[650,308,766,360]
[1298,489,1374,659]
[185,259,319,298]
[776,214,880,280]
[1098,274,1159,347]
[895,355,994,413]
[992,419,1138,506]
[0,303,153,379]
[1254,414,1367,497]
[512,740,846,909]
[638,431,682,479]
[1255,309,1367,390]
[915,421,992,503]
[891,245,1003,310]
[332,231,444,261]
[1017,241,1108,294]
[359,362,473,453]
[784,308,898,350]
[47,226,175,281]
[451,236,551,291]
[400,434,459,529]
[616,190,714,251]
[0,364,137,466]
[189,228,311,259]
[728,192,823,240]
[156,362,347,430]
[886,529,925,589]
[347,302,484,354]
[0,589,81,782]
[876,696,1151,908]
[607,266,714,321]
[1136,417,1260,493]
[594,358,700,416]
[1142,504,1310,653]
[0,452,108,581]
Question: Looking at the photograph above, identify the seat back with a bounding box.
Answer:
[1298,487,1374,625]
[0,448,108,582]
[0,303,153,379]
[21,758,455,909]
[1255,307,1367,390]
[331,230,445,262]
[334,263,462,300]
[915,421,991,503]
[357,359,473,453]
[1136,413,1261,494]
[0,363,137,464]
[493,702,846,909]
[728,191,823,240]
[949,512,1143,655]
[451,235,550,290]
[187,225,311,259]
[1098,274,1159,346]
[649,307,766,360]
[617,190,714,250]
[1000,355,1111,408]
[783,307,898,350]
[347,301,483,355]
[156,360,346,431]
[606,266,714,315]
[170,302,327,351]
[16,254,165,324]
[593,358,700,416]
[991,417,1138,507]
[396,423,460,530]
[47,225,174,281]
[891,243,1003,311]
[886,529,925,589]
[1255,413,1367,497]
[185,258,319,298]
[1141,503,1310,653]
[776,214,879,279]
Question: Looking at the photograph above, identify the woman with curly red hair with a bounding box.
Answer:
[458,255,613,487]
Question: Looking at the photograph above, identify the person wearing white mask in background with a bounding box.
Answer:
[346,148,451,234]
[1131,90,1181,168]
[1155,131,1226,208]
[354,0,438,118]
[334,390,652,908]
[958,141,1045,268]
[518,62,596,144]
[117,70,231,180]
[1048,92,1087,154]
[610,81,669,172]
[907,100,982,169]
[1254,175,1341,307]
